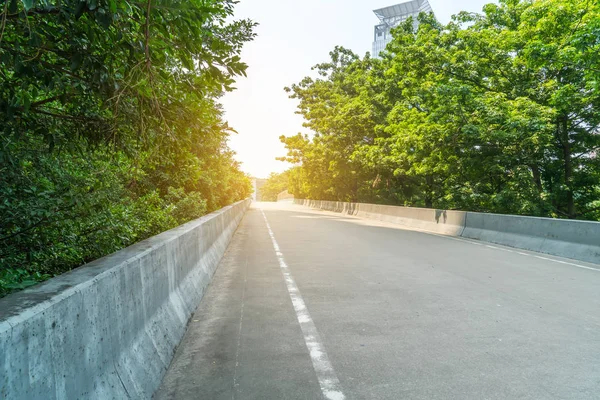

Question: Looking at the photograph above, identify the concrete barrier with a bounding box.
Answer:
[296,199,466,236]
[462,212,600,264]
[295,199,600,264]
[276,190,294,202]
[0,199,251,400]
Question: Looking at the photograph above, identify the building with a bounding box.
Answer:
[372,0,434,57]
[252,178,267,201]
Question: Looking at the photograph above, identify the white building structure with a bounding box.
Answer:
[372,0,434,57]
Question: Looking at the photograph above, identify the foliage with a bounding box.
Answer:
[0,0,255,297]
[260,170,291,202]
[280,0,600,221]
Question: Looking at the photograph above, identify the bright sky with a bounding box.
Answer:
[222,0,497,179]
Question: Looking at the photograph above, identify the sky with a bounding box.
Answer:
[222,0,497,179]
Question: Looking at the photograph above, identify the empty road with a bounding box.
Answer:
[155,202,600,400]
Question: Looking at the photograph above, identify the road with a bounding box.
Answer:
[154,202,600,400]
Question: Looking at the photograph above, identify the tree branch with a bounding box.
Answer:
[144,0,152,69]
[33,109,101,122]
[3,6,96,21]
[577,205,600,217]
[30,94,64,108]
[0,46,89,82]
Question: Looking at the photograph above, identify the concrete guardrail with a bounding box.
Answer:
[0,199,251,400]
[276,190,295,203]
[295,199,600,265]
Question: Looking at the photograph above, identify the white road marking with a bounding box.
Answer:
[434,234,600,272]
[548,259,600,271]
[261,209,346,400]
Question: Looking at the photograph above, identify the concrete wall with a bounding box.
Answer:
[276,190,294,202]
[462,212,600,264]
[295,199,600,264]
[0,199,251,400]
[298,200,466,236]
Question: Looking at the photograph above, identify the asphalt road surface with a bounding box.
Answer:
[154,202,600,400]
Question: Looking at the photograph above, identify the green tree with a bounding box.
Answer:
[0,0,255,296]
[280,0,600,220]
[260,171,291,202]
[281,47,390,202]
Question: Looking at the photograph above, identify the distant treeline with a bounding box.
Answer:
[0,0,255,296]
[276,0,600,221]
[260,171,292,202]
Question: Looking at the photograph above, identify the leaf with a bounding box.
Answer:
[70,53,83,71]
[8,0,18,14]
[75,1,86,18]
[96,12,112,29]
[19,280,39,288]
[21,0,33,11]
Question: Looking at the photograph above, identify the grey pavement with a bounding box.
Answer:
[154,202,600,400]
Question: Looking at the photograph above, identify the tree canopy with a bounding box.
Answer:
[260,170,292,202]
[280,0,600,221]
[0,0,255,295]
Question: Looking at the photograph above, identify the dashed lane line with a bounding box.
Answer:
[261,209,346,400]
